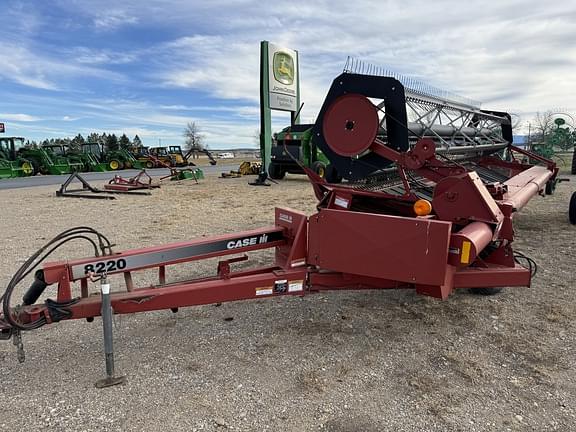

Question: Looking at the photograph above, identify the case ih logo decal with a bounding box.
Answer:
[227,234,269,249]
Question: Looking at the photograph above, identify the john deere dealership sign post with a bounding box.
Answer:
[260,41,300,175]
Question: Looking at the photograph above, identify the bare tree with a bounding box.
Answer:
[529,111,555,146]
[183,122,205,159]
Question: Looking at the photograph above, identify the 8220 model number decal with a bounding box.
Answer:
[83,258,127,275]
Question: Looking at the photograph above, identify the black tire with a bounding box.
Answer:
[569,191,576,225]
[28,159,41,176]
[571,148,576,175]
[325,164,342,183]
[469,287,503,296]
[108,159,122,170]
[145,161,154,169]
[311,161,326,179]
[268,163,285,180]
[545,180,555,195]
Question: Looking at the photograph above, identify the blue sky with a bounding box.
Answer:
[1,0,575,148]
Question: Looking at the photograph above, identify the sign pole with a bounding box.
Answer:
[259,41,273,176]
[258,41,300,182]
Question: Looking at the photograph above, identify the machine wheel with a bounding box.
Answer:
[30,158,47,175]
[20,161,34,176]
[145,161,154,169]
[312,161,326,179]
[325,164,342,183]
[108,159,122,170]
[268,163,285,180]
[571,148,576,175]
[469,287,503,296]
[569,191,576,225]
[545,179,555,195]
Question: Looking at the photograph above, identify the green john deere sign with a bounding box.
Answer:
[259,41,300,176]
[267,43,299,112]
[273,52,294,85]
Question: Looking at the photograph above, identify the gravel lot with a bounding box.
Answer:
[0,171,575,431]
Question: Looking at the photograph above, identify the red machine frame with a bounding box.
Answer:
[0,75,558,339]
[5,134,556,332]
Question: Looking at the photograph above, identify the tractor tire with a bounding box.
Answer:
[108,159,122,170]
[569,191,576,225]
[29,159,40,175]
[30,158,46,175]
[268,163,285,180]
[20,160,34,176]
[325,164,342,183]
[469,287,503,296]
[145,161,154,169]
[312,161,327,179]
[571,148,576,175]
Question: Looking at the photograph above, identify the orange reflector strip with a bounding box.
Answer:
[413,199,432,216]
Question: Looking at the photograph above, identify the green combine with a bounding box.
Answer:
[0,137,35,178]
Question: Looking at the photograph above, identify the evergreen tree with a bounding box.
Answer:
[106,134,119,151]
[119,134,131,149]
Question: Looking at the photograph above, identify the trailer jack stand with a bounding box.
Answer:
[12,329,25,363]
[249,171,276,187]
[95,276,126,389]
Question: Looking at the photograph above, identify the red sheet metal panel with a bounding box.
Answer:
[433,171,503,225]
[502,165,553,211]
[308,209,452,286]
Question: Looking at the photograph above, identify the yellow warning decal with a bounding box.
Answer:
[461,241,471,264]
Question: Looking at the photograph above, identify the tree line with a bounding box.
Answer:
[22,122,208,155]
[24,133,143,152]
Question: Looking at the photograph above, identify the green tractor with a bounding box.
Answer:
[268,124,341,182]
[16,143,81,175]
[104,147,143,170]
[62,144,107,172]
[81,144,143,171]
[41,144,86,173]
[0,137,34,178]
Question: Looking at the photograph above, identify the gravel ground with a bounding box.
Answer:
[0,171,575,432]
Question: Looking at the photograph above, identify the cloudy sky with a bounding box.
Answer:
[1,0,575,148]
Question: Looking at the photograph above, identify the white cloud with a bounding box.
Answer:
[93,10,139,30]
[5,0,576,143]
[71,47,139,65]
[0,113,41,122]
[0,42,126,90]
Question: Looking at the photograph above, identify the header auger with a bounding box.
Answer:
[1,71,558,384]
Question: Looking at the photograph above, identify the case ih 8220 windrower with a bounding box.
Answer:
[0,71,560,386]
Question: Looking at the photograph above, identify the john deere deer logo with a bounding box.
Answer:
[273,51,294,85]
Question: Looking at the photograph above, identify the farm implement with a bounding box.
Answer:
[0,137,35,178]
[0,70,559,384]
